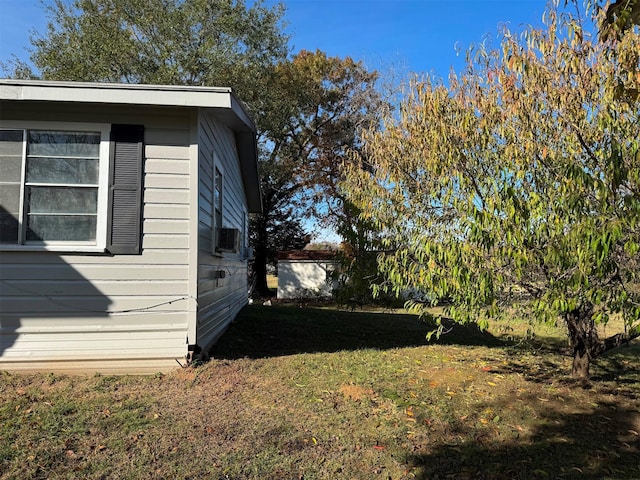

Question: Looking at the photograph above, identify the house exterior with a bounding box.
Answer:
[277,250,339,300]
[0,80,261,373]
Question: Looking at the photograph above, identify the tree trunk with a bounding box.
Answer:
[564,304,640,379]
[251,213,272,298]
[564,305,596,379]
[571,341,591,378]
[253,246,271,297]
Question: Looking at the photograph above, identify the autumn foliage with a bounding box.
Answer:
[345,3,640,378]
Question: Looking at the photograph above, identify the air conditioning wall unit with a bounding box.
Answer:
[217,228,240,253]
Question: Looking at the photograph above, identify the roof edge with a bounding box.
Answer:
[0,79,235,110]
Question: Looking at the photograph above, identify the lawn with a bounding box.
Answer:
[1,304,639,479]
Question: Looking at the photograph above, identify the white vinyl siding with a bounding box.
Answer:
[196,111,250,349]
[0,105,193,372]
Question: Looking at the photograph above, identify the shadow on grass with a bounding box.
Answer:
[407,394,640,480]
[210,304,502,360]
[486,340,640,397]
[592,342,640,386]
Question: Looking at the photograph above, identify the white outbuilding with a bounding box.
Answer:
[277,250,339,300]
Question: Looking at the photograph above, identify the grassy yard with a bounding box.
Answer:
[1,305,639,479]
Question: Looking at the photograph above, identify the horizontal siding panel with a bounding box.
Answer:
[3,337,186,359]
[3,321,187,336]
[146,158,190,175]
[198,207,213,228]
[144,218,189,234]
[2,264,189,281]
[142,234,189,249]
[145,144,190,160]
[199,186,213,204]
[198,252,246,265]
[144,204,189,220]
[2,312,187,328]
[198,292,246,348]
[198,225,214,242]
[1,280,187,297]
[144,173,189,190]
[0,251,189,265]
[198,282,245,307]
[1,295,190,313]
[144,188,190,204]
[145,128,190,147]
[0,358,183,375]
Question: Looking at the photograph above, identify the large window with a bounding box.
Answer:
[1,122,115,251]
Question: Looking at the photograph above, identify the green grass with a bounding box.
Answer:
[1,304,639,479]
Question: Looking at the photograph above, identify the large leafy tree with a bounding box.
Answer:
[251,50,384,295]
[8,0,287,99]
[5,1,384,297]
[345,3,640,378]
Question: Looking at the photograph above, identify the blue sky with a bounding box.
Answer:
[1,0,548,78]
[0,0,548,242]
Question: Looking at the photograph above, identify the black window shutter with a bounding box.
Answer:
[106,124,144,255]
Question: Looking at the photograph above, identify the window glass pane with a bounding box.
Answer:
[0,205,19,244]
[26,215,97,242]
[0,184,20,214]
[0,130,24,155]
[26,187,98,214]
[28,131,100,158]
[0,130,23,142]
[26,157,99,184]
[0,183,20,245]
[214,168,222,212]
[0,156,23,181]
[0,130,23,244]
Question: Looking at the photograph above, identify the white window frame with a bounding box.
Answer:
[0,121,111,253]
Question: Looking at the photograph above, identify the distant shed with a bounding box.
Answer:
[277,250,339,299]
